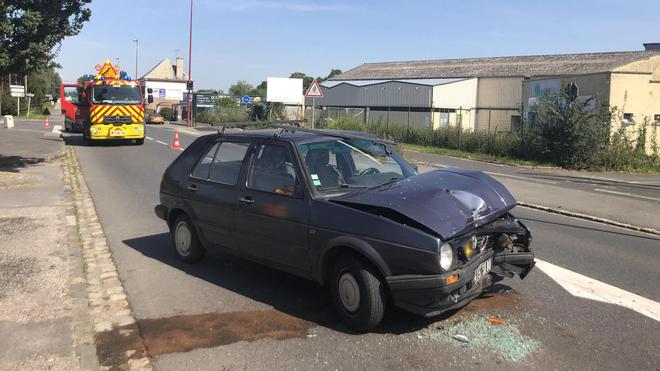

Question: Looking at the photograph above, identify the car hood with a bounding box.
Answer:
[330,168,517,240]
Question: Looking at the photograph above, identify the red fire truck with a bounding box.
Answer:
[60,60,153,145]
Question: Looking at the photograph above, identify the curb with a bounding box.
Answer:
[64,146,153,371]
[516,202,660,236]
[404,149,561,170]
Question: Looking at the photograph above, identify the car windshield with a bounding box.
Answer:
[93,85,141,104]
[298,138,416,193]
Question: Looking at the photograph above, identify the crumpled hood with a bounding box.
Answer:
[331,168,517,240]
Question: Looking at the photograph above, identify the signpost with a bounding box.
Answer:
[304,80,324,128]
[10,85,25,116]
[241,95,250,106]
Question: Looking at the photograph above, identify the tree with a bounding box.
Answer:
[1,1,92,75]
[326,69,342,80]
[228,80,253,97]
[249,80,267,98]
[77,74,95,84]
[215,96,238,108]
[27,67,61,106]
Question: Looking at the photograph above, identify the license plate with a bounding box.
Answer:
[473,258,492,284]
[110,129,125,136]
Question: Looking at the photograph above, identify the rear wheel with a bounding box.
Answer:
[330,255,386,331]
[172,215,205,263]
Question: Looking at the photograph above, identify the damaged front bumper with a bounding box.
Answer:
[386,221,535,317]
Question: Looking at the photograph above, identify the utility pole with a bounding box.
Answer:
[133,39,139,79]
[186,0,193,128]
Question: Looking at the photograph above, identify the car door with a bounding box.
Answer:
[184,140,251,250]
[235,141,311,273]
[60,84,81,122]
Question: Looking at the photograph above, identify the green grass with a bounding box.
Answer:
[403,143,555,168]
[12,112,48,120]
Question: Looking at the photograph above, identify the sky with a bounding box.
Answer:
[56,0,658,91]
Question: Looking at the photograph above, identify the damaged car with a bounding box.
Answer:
[155,126,535,330]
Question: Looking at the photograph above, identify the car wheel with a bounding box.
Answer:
[330,255,386,331]
[135,138,144,145]
[172,215,205,263]
[64,122,70,133]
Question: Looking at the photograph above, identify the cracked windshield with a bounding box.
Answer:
[1,0,658,370]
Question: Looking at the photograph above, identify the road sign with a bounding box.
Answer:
[305,80,324,98]
[10,85,25,98]
[242,95,250,105]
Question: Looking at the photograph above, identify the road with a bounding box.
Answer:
[55,123,660,370]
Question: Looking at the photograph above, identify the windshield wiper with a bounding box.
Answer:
[337,182,368,189]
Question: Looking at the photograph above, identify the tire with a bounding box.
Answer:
[330,255,386,331]
[64,121,70,133]
[171,214,205,263]
[135,138,144,145]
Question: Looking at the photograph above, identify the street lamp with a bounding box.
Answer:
[133,39,139,79]
[186,0,193,128]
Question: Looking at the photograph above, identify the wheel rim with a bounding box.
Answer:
[174,222,192,257]
[338,271,360,313]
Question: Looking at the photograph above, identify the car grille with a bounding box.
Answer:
[475,235,494,253]
[104,115,132,123]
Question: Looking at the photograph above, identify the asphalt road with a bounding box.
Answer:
[58,123,660,370]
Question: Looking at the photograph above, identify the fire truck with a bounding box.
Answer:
[60,60,153,145]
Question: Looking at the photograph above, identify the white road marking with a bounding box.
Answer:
[594,188,660,203]
[484,171,559,185]
[145,136,154,140]
[155,140,168,146]
[535,259,660,322]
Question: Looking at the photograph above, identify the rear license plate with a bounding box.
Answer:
[473,258,492,284]
[110,129,125,136]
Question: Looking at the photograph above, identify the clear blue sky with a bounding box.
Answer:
[56,0,658,91]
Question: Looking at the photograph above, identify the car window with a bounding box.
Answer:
[247,144,298,196]
[208,142,250,185]
[191,143,219,179]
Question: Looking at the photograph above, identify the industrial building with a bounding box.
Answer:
[307,45,660,135]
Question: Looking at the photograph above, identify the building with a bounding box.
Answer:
[139,57,187,117]
[309,46,660,135]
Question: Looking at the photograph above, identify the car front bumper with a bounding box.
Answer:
[386,251,535,317]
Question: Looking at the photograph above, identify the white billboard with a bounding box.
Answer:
[267,77,303,104]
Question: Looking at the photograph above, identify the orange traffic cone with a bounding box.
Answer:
[171,130,181,150]
[43,117,49,129]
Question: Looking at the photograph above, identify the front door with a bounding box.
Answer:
[185,140,251,250]
[60,84,82,122]
[235,142,311,273]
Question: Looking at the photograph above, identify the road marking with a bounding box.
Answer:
[145,136,154,140]
[484,171,559,185]
[594,188,660,202]
[155,140,168,146]
[535,259,660,322]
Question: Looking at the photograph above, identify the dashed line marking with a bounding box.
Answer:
[146,136,154,140]
[594,188,660,202]
[155,140,168,146]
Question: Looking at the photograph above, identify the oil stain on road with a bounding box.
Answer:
[139,309,314,356]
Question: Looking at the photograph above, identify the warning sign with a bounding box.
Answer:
[95,60,119,79]
[305,80,324,98]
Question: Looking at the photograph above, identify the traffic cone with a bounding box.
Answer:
[171,130,181,150]
[43,117,49,129]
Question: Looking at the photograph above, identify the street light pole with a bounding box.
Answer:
[186,0,193,128]
[133,39,139,79]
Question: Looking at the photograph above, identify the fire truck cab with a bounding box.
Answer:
[60,60,153,145]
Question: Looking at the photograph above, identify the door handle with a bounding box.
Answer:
[187,184,198,192]
[239,196,254,205]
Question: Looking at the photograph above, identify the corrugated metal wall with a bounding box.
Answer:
[305,81,433,108]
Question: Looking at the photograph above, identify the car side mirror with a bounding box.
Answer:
[147,94,154,104]
[147,88,153,94]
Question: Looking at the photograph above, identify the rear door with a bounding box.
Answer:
[184,139,251,250]
[235,141,311,273]
[60,84,82,121]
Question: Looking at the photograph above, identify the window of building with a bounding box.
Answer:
[247,144,298,196]
[622,113,635,125]
[191,143,219,179]
[208,142,250,185]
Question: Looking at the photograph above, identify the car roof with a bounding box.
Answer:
[202,128,385,144]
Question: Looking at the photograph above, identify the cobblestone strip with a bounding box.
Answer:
[65,146,152,371]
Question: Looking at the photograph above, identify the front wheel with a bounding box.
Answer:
[330,255,386,331]
[135,138,144,145]
[172,215,205,263]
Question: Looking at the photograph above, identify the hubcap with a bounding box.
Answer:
[174,222,192,256]
[338,272,360,313]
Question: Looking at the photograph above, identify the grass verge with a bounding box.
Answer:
[402,143,555,168]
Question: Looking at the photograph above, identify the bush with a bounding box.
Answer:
[159,107,176,121]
